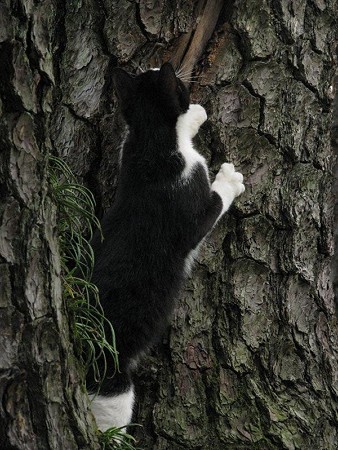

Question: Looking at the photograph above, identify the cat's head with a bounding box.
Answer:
[112,63,190,126]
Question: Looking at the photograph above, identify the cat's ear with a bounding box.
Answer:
[159,62,177,95]
[112,68,135,103]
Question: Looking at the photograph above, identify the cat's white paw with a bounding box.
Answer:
[184,104,207,138]
[215,163,245,197]
[212,163,245,214]
[188,104,207,123]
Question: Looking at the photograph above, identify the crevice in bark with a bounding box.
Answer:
[308,38,324,56]
[253,397,279,450]
[25,18,44,89]
[36,74,52,115]
[203,370,217,427]
[269,0,295,46]
[135,1,152,42]
[216,0,235,25]
[177,29,198,70]
[25,359,50,449]
[0,43,25,113]
[10,0,27,25]
[231,28,253,73]
[101,55,118,111]
[241,80,278,148]
[53,0,68,87]
[286,60,320,99]
[96,1,116,59]
[62,102,95,126]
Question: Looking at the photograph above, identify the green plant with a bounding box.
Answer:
[99,426,142,450]
[49,155,141,449]
[49,155,118,380]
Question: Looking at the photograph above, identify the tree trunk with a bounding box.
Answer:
[1,1,337,449]
[333,73,338,313]
[0,1,99,449]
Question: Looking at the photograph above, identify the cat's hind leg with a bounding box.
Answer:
[90,384,135,432]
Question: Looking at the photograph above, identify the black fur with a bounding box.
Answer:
[87,63,222,396]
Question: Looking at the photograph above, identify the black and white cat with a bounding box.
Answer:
[87,63,245,431]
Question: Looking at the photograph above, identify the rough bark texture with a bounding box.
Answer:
[333,74,338,312]
[1,1,337,449]
[0,1,99,449]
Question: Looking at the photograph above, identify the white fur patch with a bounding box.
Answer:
[90,386,135,432]
[184,246,201,277]
[176,104,209,179]
[211,163,245,218]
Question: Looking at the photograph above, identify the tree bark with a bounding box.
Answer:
[1,1,337,449]
[0,1,99,449]
[333,74,338,313]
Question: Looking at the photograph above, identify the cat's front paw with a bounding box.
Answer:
[212,163,245,214]
[185,104,207,138]
[188,104,207,122]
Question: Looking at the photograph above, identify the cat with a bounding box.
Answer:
[87,62,245,431]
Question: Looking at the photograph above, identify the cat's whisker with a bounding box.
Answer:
[178,75,193,82]
[175,62,194,80]
[180,73,204,83]
[175,63,184,73]
[175,60,189,75]
[177,69,205,84]
[176,68,189,79]
[179,75,202,82]
[179,60,190,72]
[177,69,192,78]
